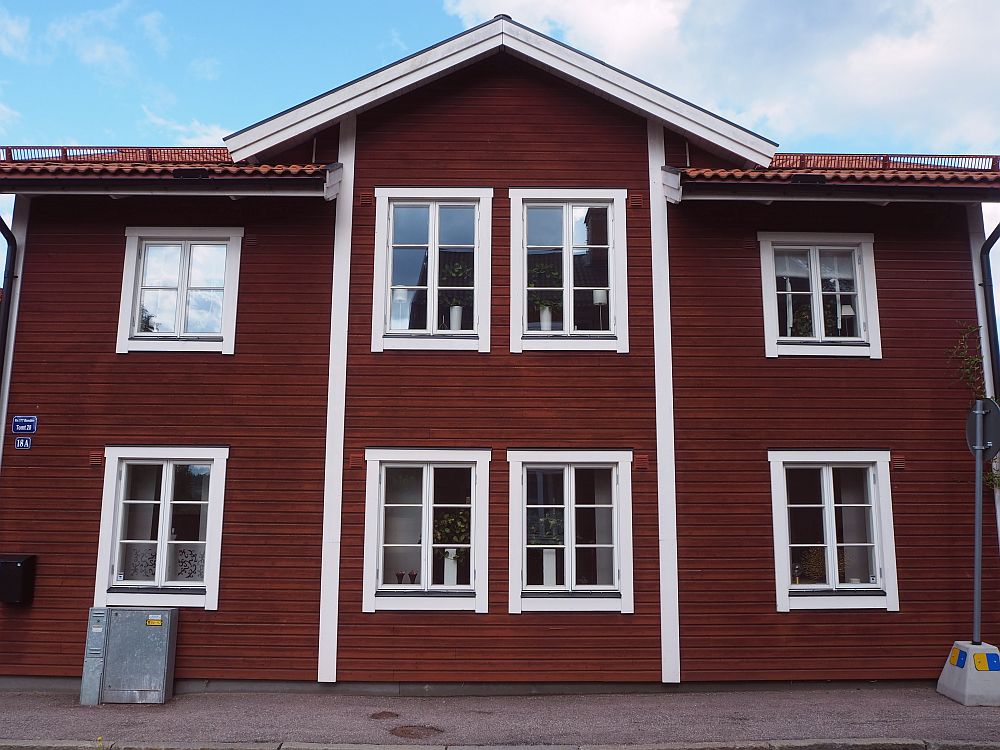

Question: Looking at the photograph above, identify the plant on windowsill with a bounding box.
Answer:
[432,511,471,566]
[527,264,563,332]
[525,514,564,545]
[440,261,473,331]
[950,321,1000,489]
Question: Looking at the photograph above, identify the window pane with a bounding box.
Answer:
[822,294,859,337]
[838,545,875,585]
[189,244,226,288]
[438,205,475,246]
[776,293,814,337]
[575,507,613,544]
[385,466,423,504]
[125,464,162,502]
[391,247,429,286]
[819,250,856,293]
[383,506,422,544]
[790,546,827,585]
[573,206,608,246]
[438,248,474,287]
[173,464,211,502]
[383,546,422,584]
[432,547,471,586]
[141,244,181,287]
[526,468,564,505]
[122,503,160,540]
[119,542,157,581]
[438,289,474,331]
[575,547,614,586]
[138,289,177,333]
[389,289,427,330]
[526,547,564,586]
[527,248,563,288]
[788,507,825,545]
[835,506,873,544]
[166,542,205,582]
[526,290,563,331]
[392,205,429,245]
[785,467,822,505]
[833,467,869,504]
[526,206,562,246]
[432,508,471,544]
[184,290,224,334]
[572,247,609,287]
[774,250,811,292]
[573,289,611,331]
[170,503,207,542]
[433,467,471,504]
[575,467,613,505]
[526,507,565,545]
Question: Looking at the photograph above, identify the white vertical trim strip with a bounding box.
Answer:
[647,121,680,683]
[617,457,635,614]
[361,456,381,613]
[318,115,356,683]
[507,456,523,613]
[768,457,791,612]
[0,196,30,476]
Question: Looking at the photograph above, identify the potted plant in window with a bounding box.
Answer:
[527,263,562,331]
[439,260,472,331]
[432,510,471,586]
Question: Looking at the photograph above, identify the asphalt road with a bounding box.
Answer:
[1,682,999,746]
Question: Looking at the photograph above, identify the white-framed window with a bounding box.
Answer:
[116,227,243,354]
[507,449,634,613]
[371,188,493,352]
[94,446,229,610]
[767,449,899,612]
[509,189,629,353]
[362,448,491,612]
[758,232,881,358]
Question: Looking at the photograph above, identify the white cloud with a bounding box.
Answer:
[189,57,220,81]
[143,107,228,146]
[444,0,1000,154]
[48,1,132,76]
[137,11,169,57]
[0,7,30,61]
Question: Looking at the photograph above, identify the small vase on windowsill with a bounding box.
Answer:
[408,570,418,584]
[395,571,405,584]
[539,305,552,331]
[449,305,463,331]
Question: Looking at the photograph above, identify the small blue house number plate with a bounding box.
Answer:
[13,437,31,450]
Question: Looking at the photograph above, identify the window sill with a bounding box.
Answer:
[517,335,626,353]
[119,337,231,354]
[782,593,892,611]
[377,335,483,352]
[769,342,875,358]
[103,590,209,609]
[371,593,481,612]
[517,593,627,613]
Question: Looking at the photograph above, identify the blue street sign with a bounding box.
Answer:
[13,437,31,450]
[11,416,37,434]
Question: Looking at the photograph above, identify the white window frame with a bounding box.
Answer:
[758,232,881,359]
[767,449,899,612]
[507,449,634,613]
[116,227,243,354]
[371,188,493,352]
[509,189,629,353]
[94,445,229,610]
[362,448,491,612]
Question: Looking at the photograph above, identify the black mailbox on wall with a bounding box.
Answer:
[0,555,37,605]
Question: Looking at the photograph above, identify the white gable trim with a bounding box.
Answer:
[225,18,776,167]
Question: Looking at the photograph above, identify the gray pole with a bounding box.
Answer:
[974,399,985,645]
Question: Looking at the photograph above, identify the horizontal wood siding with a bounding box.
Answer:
[0,195,334,680]
[337,53,661,682]
[670,200,1000,680]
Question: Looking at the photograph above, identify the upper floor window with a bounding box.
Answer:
[509,189,629,353]
[371,188,493,352]
[758,232,881,358]
[116,227,243,354]
[767,449,899,612]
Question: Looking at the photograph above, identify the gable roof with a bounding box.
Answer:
[224,16,777,167]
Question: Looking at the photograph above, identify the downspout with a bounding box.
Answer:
[0,209,16,401]
[980,220,1000,398]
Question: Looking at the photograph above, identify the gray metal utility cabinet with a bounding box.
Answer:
[81,606,178,704]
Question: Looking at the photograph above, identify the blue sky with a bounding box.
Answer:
[1,0,999,233]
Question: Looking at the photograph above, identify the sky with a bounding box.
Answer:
[0,0,999,235]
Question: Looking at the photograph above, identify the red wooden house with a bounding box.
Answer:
[1,16,999,687]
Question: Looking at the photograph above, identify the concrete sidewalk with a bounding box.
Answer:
[1,683,999,747]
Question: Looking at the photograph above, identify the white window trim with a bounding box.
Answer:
[116,227,244,355]
[509,189,629,353]
[362,448,491,613]
[94,445,230,610]
[507,449,634,613]
[767,449,899,613]
[758,232,881,359]
[371,188,493,353]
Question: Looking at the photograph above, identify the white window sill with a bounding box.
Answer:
[372,594,480,612]
[102,592,210,609]
[119,338,230,354]
[517,336,625,353]
[377,335,483,352]
[783,594,893,611]
[771,342,875,358]
[517,595,628,613]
